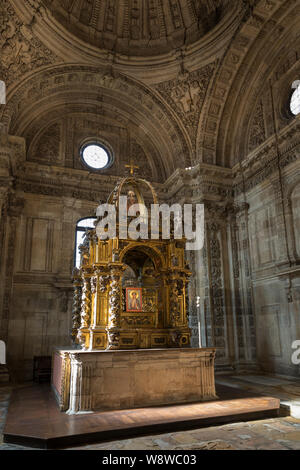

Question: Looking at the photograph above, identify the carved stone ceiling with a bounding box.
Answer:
[2,0,298,174]
[42,0,232,57]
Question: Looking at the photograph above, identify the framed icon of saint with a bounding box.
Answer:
[126,287,142,312]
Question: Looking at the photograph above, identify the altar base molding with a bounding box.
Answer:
[52,348,217,413]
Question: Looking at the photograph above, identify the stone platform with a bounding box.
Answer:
[3,384,280,449]
[52,348,217,413]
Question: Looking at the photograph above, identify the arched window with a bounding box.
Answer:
[74,217,97,268]
[0,80,6,105]
[290,80,300,116]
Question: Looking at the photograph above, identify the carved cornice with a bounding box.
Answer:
[162,163,233,202]
[7,123,299,205]
[16,162,120,203]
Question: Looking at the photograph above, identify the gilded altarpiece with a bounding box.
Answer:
[71,176,192,351]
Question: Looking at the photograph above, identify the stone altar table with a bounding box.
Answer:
[52,348,217,413]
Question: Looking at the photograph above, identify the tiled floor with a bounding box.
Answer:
[1,374,300,450]
[216,374,300,419]
[66,417,300,450]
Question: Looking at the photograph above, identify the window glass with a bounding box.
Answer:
[290,81,300,116]
[75,217,97,267]
[81,144,110,169]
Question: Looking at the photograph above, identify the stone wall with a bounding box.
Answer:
[1,0,300,380]
[1,127,300,381]
[233,110,300,376]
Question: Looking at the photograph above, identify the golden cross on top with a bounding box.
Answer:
[125,160,139,176]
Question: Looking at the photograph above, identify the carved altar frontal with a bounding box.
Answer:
[52,348,217,413]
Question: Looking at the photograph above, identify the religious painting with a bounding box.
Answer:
[126,287,142,312]
[127,189,137,211]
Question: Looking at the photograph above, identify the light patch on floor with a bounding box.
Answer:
[1,375,300,451]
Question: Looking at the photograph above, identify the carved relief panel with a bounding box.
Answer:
[248,204,277,269]
[28,122,62,165]
[291,183,300,258]
[156,65,215,143]
[258,305,282,358]
[0,0,57,87]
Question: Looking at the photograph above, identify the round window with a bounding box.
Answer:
[81,143,111,170]
[290,81,300,116]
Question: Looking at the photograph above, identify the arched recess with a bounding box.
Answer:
[120,243,166,272]
[242,53,300,160]
[196,0,299,167]
[215,0,300,166]
[1,64,192,181]
[24,105,162,181]
[286,178,300,262]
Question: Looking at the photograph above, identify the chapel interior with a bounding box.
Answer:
[0,0,300,451]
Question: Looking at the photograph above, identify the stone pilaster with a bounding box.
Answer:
[0,134,25,343]
[271,176,292,269]
[67,353,93,414]
[0,194,24,344]
[283,197,299,265]
[207,220,228,362]
[227,217,245,363]
[234,203,256,364]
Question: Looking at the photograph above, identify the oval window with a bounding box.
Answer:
[81,143,111,170]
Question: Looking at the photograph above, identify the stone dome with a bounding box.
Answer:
[43,0,232,57]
